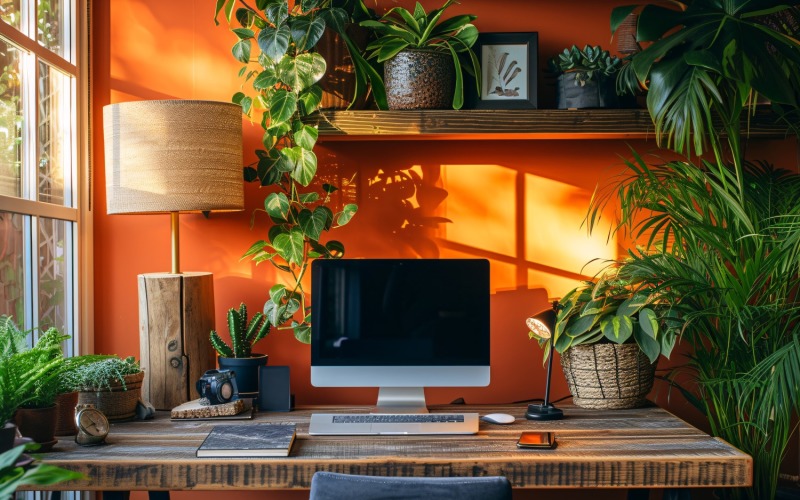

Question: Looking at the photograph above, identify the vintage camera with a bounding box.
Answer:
[196,369,239,405]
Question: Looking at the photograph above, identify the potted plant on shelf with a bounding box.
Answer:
[360,0,480,109]
[530,264,678,409]
[70,356,144,422]
[216,0,358,345]
[211,303,270,396]
[548,45,626,109]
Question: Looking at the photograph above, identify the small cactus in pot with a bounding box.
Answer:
[210,303,271,396]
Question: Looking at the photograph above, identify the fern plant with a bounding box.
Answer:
[65,356,141,392]
[210,303,270,358]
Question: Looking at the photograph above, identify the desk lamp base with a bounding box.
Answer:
[526,403,564,421]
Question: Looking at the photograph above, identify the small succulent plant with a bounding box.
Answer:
[548,45,623,86]
[210,303,270,358]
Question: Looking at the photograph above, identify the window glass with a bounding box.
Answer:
[37,0,70,60]
[0,0,21,31]
[37,61,71,206]
[37,215,68,332]
[0,39,23,198]
[0,211,25,322]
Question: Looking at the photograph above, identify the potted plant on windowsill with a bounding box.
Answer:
[529,264,678,410]
[211,303,270,396]
[548,45,627,109]
[360,0,480,109]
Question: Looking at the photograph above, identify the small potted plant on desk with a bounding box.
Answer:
[70,356,144,422]
[531,264,678,410]
[549,45,627,109]
[359,0,481,109]
[211,303,270,397]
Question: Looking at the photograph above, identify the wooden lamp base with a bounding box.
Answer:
[138,272,216,410]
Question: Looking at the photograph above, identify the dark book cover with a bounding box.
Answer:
[196,423,297,458]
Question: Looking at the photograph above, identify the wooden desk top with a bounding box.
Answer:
[38,404,751,491]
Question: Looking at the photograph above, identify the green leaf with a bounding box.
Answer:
[273,227,305,265]
[294,124,319,150]
[618,294,648,316]
[565,313,596,337]
[289,15,326,52]
[242,239,268,258]
[235,8,254,28]
[257,24,291,61]
[268,89,297,126]
[326,240,345,258]
[660,331,677,360]
[280,53,327,92]
[280,147,317,186]
[298,85,323,115]
[299,207,328,241]
[253,66,278,90]
[264,192,290,220]
[601,315,634,343]
[214,0,235,25]
[232,39,251,63]
[266,2,288,25]
[293,323,312,344]
[336,204,358,226]
[634,326,660,364]
[298,191,319,203]
[232,28,254,40]
[638,307,659,339]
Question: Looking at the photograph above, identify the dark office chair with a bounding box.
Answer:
[308,472,512,500]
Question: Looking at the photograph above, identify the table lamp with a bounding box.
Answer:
[525,300,564,420]
[104,99,244,410]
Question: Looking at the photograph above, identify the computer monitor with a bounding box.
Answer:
[311,258,490,413]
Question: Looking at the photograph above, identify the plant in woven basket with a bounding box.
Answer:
[548,45,622,87]
[531,263,678,364]
[210,303,270,358]
[66,356,142,392]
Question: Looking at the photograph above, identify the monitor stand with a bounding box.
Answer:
[372,387,428,414]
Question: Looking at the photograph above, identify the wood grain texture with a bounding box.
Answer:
[138,273,215,410]
[36,404,751,491]
[302,108,792,141]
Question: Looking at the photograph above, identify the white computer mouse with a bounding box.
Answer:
[480,413,516,425]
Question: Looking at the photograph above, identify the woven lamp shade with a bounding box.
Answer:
[104,100,244,214]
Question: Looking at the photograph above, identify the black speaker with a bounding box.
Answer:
[257,365,293,412]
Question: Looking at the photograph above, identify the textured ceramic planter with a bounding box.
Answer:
[560,343,656,409]
[218,354,268,396]
[384,49,455,110]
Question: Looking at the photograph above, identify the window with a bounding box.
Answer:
[0,0,88,355]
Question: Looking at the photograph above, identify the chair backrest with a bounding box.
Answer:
[308,472,512,500]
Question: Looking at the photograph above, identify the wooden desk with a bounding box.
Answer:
[37,404,751,493]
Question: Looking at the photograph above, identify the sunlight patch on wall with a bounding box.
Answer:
[527,269,583,303]
[524,173,615,278]
[440,164,515,257]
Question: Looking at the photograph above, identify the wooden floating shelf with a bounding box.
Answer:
[304,108,794,141]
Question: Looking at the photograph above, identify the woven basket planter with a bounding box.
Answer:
[560,343,656,409]
[77,371,144,422]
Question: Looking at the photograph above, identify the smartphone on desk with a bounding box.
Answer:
[517,431,556,449]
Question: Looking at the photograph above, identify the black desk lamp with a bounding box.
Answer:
[525,300,564,420]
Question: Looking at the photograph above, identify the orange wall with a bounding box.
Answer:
[91,2,797,499]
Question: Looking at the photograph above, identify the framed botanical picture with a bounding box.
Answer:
[469,32,538,109]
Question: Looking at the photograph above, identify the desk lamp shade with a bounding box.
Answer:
[102,99,244,410]
[525,302,564,420]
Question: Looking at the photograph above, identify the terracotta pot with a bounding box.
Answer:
[78,371,144,422]
[55,391,79,436]
[14,405,58,451]
[218,354,268,396]
[384,49,455,110]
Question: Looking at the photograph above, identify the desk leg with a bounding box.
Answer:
[101,492,170,500]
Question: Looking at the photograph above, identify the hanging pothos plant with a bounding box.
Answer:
[215,0,359,343]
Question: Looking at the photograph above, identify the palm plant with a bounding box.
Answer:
[611,1,800,190]
[589,153,800,499]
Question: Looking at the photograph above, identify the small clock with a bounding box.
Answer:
[74,403,110,446]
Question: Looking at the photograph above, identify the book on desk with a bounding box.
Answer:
[196,423,297,457]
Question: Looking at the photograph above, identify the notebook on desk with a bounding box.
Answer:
[308,412,479,435]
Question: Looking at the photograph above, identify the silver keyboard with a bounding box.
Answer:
[332,414,465,424]
[309,412,479,435]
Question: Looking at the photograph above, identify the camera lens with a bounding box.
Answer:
[219,381,233,401]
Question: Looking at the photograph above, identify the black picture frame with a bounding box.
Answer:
[468,32,538,109]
